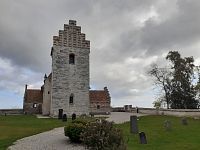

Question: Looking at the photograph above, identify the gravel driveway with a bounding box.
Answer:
[7,112,146,150]
[7,127,85,150]
[106,112,147,123]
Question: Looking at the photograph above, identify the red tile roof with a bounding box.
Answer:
[24,89,43,103]
[24,85,110,105]
[89,90,110,103]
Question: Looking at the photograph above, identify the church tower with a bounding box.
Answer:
[50,20,90,117]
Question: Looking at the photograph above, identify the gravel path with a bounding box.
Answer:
[106,112,147,123]
[7,112,147,150]
[7,127,85,150]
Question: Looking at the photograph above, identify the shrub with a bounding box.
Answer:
[64,122,85,143]
[64,118,91,143]
[81,119,127,150]
[72,118,88,125]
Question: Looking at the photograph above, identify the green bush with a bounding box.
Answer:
[81,119,127,150]
[72,118,88,125]
[64,123,85,143]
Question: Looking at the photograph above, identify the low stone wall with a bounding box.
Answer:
[90,105,111,115]
[0,109,23,115]
[112,107,125,112]
[137,108,200,117]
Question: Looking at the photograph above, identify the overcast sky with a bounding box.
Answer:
[0,0,200,108]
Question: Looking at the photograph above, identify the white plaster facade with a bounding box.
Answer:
[42,74,52,115]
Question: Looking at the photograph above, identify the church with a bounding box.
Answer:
[23,20,111,117]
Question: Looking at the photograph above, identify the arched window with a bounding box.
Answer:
[69,94,74,104]
[69,54,75,64]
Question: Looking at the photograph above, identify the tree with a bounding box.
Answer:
[148,64,172,109]
[149,51,199,109]
[153,99,161,108]
[194,66,200,107]
[166,51,198,109]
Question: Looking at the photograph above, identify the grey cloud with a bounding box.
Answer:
[0,0,158,71]
[140,0,200,54]
[97,0,200,63]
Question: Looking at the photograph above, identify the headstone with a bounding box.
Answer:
[72,113,76,120]
[130,115,138,134]
[5,113,7,116]
[124,105,128,111]
[181,117,188,125]
[62,114,67,122]
[58,109,63,119]
[90,113,94,117]
[164,120,172,131]
[139,132,147,144]
[136,107,139,113]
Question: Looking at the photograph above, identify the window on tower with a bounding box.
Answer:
[69,53,75,64]
[33,103,37,108]
[69,94,74,104]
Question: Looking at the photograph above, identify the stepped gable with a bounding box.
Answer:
[53,20,90,49]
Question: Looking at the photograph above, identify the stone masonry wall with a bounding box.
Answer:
[24,103,42,114]
[0,109,23,115]
[90,104,111,115]
[53,20,90,49]
[136,107,200,117]
[42,77,52,115]
[51,20,90,117]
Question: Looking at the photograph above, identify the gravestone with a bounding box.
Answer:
[181,117,188,125]
[164,120,172,131]
[90,113,94,117]
[72,113,76,120]
[58,109,63,119]
[136,107,139,113]
[139,132,147,144]
[130,115,138,134]
[62,114,67,122]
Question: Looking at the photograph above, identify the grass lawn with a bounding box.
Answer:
[117,115,200,150]
[0,115,67,150]
[0,115,200,150]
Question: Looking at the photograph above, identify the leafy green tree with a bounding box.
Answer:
[153,99,161,108]
[195,66,200,107]
[166,51,198,109]
[149,51,199,109]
